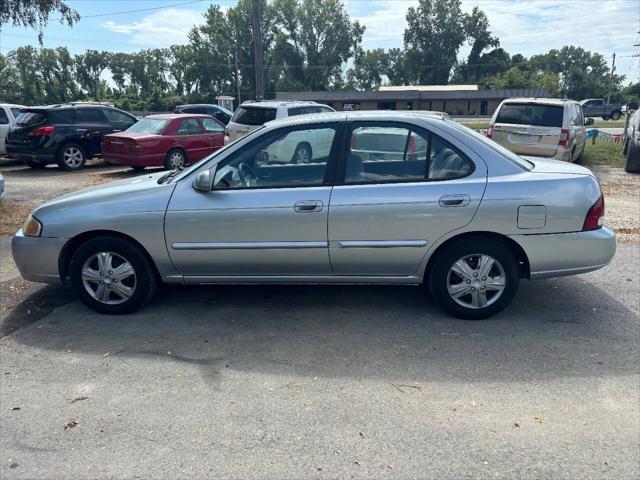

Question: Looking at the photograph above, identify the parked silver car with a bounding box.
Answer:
[0,103,25,156]
[12,112,615,319]
[489,98,593,162]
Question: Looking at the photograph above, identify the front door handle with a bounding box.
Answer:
[439,194,470,207]
[294,200,323,213]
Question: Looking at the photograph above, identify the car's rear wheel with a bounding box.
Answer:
[428,238,519,320]
[292,143,312,164]
[57,143,86,171]
[625,142,640,173]
[610,110,621,121]
[69,236,157,314]
[164,149,186,170]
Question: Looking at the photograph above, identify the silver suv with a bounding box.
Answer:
[488,98,594,162]
[225,100,334,144]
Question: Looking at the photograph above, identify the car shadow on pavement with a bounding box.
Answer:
[2,276,638,385]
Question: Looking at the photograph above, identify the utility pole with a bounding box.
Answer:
[234,48,241,105]
[251,0,264,101]
[607,52,616,104]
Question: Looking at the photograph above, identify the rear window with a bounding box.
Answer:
[496,103,564,128]
[231,107,277,126]
[16,111,46,126]
[126,118,168,134]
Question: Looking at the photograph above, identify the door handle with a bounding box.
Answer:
[294,200,323,213]
[439,194,470,207]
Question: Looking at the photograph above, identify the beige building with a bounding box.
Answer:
[276,86,550,117]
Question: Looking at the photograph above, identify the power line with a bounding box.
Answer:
[52,0,207,21]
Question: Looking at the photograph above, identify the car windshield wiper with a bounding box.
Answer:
[158,167,183,184]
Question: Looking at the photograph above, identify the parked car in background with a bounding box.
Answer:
[623,108,640,173]
[6,104,137,171]
[102,114,226,170]
[225,101,334,144]
[0,103,25,156]
[488,98,593,162]
[579,98,623,121]
[12,111,615,319]
[173,104,233,126]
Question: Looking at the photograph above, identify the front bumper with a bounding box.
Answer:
[11,229,68,284]
[511,226,616,279]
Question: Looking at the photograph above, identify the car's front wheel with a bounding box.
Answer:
[69,236,157,314]
[428,237,519,319]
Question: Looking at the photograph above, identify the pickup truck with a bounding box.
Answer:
[579,98,623,121]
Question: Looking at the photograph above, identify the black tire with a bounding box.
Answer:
[574,145,585,163]
[428,237,520,320]
[291,143,312,164]
[24,160,47,169]
[625,143,640,173]
[623,137,629,155]
[602,115,610,121]
[610,110,621,121]
[164,148,186,170]
[57,143,86,171]
[69,236,157,314]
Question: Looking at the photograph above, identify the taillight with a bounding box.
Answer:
[224,128,230,137]
[486,125,493,139]
[559,128,570,147]
[129,142,143,153]
[582,194,605,231]
[350,133,356,149]
[29,125,55,137]
[407,135,416,154]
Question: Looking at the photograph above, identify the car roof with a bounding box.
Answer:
[145,113,213,120]
[176,104,221,108]
[264,110,448,128]
[239,100,326,109]
[502,97,576,106]
[23,103,118,110]
[0,103,25,108]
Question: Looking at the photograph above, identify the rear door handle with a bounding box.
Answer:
[439,194,470,207]
[294,200,323,213]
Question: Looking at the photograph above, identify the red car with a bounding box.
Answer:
[102,114,225,170]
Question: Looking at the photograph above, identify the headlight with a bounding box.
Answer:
[23,214,42,237]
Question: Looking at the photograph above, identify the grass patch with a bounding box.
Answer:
[580,141,626,168]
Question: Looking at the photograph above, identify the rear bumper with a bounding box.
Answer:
[5,144,56,163]
[103,152,165,167]
[510,226,616,279]
[11,229,67,284]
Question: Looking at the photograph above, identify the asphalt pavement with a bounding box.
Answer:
[0,243,638,479]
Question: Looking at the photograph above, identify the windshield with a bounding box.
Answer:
[496,103,564,128]
[446,119,534,171]
[126,118,168,134]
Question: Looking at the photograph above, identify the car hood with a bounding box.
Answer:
[33,171,177,234]
[521,156,594,176]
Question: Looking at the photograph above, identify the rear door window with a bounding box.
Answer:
[0,109,8,125]
[496,103,564,128]
[76,108,107,123]
[177,118,203,135]
[231,107,277,126]
[103,108,135,125]
[15,111,46,126]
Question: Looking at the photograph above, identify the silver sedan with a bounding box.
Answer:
[12,112,616,319]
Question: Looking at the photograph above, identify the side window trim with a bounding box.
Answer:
[336,121,475,186]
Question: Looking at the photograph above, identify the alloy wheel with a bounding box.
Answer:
[446,254,506,309]
[81,251,137,305]
[63,147,84,168]
[169,151,185,169]
[294,146,310,164]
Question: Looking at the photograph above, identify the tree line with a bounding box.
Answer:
[1,0,637,112]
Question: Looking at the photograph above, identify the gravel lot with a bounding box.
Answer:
[0,158,639,479]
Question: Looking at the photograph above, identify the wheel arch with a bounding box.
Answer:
[423,231,531,283]
[58,230,160,281]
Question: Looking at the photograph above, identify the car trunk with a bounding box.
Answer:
[227,106,277,141]
[491,103,564,157]
[102,132,155,155]
[6,111,48,145]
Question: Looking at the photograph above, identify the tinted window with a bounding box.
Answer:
[213,124,336,189]
[345,124,473,183]
[182,107,203,114]
[288,107,305,116]
[15,112,46,126]
[76,108,106,123]
[177,118,202,135]
[231,107,277,126]
[0,109,8,125]
[202,118,224,133]
[103,108,135,124]
[496,103,564,128]
[127,118,168,134]
[319,106,334,113]
[10,108,21,119]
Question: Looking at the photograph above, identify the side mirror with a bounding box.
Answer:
[193,170,213,192]
[585,117,594,126]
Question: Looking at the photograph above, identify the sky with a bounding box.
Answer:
[0,0,638,84]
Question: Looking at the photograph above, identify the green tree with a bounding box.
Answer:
[74,50,109,100]
[346,49,390,90]
[403,0,466,84]
[1,0,79,43]
[462,6,499,82]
